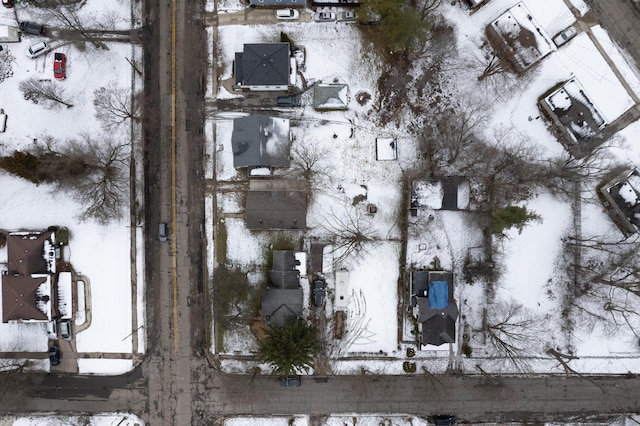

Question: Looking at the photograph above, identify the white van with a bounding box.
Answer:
[276,8,299,20]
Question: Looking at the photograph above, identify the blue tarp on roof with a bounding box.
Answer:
[428,281,448,309]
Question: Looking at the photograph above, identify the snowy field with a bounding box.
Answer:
[0,0,143,374]
[211,0,640,376]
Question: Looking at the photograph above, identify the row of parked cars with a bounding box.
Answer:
[275,8,357,22]
[47,319,73,366]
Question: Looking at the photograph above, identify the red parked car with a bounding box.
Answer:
[2,0,14,9]
[53,53,66,80]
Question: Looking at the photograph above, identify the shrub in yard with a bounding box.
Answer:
[403,361,417,373]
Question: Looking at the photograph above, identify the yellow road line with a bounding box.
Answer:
[171,0,178,353]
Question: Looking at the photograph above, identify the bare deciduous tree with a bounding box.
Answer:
[319,207,379,265]
[482,300,542,372]
[35,1,113,49]
[93,84,141,129]
[26,134,129,223]
[19,78,73,109]
[285,141,331,188]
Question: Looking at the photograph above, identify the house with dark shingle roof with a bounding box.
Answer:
[234,43,293,91]
[245,189,307,230]
[262,250,305,327]
[411,270,458,347]
[231,115,291,170]
[2,231,59,323]
[600,168,640,237]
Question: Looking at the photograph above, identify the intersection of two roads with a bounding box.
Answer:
[4,0,640,424]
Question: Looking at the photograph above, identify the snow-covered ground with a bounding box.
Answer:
[0,0,144,374]
[210,0,640,377]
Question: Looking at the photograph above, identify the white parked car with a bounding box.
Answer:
[314,11,336,22]
[337,11,357,22]
[27,41,48,58]
[553,26,577,47]
[276,8,299,20]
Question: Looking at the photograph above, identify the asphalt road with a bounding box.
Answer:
[3,0,640,425]
[587,0,640,67]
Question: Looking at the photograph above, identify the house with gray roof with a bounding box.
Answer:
[313,82,349,110]
[600,168,640,237]
[245,187,307,230]
[262,250,304,327]
[411,270,458,347]
[234,43,293,91]
[232,115,291,170]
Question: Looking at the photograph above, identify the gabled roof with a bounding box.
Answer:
[2,274,51,323]
[262,288,303,327]
[313,83,349,110]
[411,177,469,211]
[412,270,458,346]
[232,115,291,169]
[419,305,458,346]
[234,43,291,87]
[245,190,307,230]
[270,250,302,289]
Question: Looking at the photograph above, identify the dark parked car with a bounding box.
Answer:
[433,415,456,425]
[48,345,60,366]
[277,95,301,107]
[280,376,301,387]
[19,21,44,35]
[314,279,324,307]
[2,0,14,8]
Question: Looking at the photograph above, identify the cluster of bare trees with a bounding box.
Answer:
[0,134,129,223]
[566,233,640,345]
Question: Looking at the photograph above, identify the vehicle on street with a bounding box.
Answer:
[27,42,48,59]
[433,415,456,425]
[314,279,324,307]
[60,319,72,341]
[53,53,66,80]
[19,21,44,35]
[314,11,336,22]
[159,223,168,241]
[276,8,299,20]
[553,26,577,47]
[280,376,301,387]
[337,11,357,22]
[48,345,60,366]
[277,95,301,107]
[2,0,14,8]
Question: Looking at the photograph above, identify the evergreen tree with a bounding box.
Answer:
[257,320,321,377]
[490,205,541,235]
